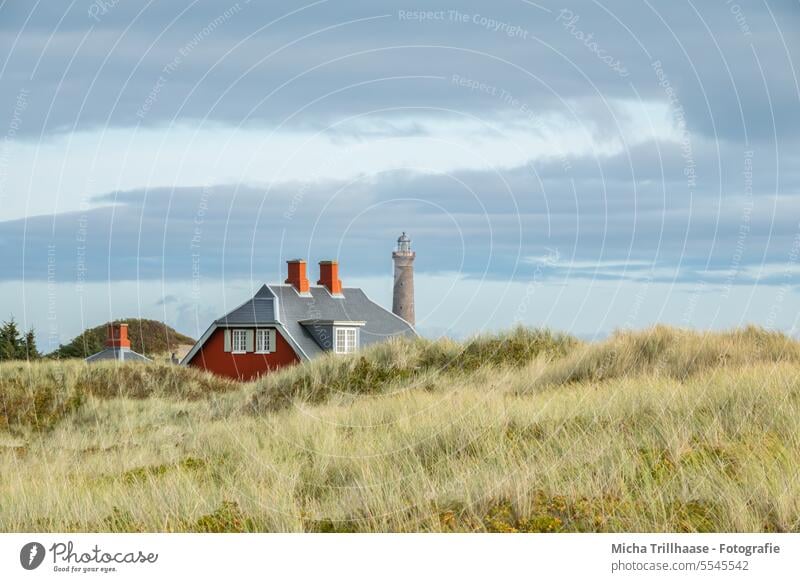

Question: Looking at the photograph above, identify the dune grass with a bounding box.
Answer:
[251,326,575,411]
[0,359,238,432]
[1,326,799,532]
[526,325,800,391]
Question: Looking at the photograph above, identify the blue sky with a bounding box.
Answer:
[0,0,799,349]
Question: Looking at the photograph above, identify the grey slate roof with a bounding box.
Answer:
[85,348,151,363]
[267,284,416,358]
[215,286,276,325]
[195,283,416,362]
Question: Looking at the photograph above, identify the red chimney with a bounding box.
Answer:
[106,322,131,349]
[285,259,310,293]
[318,260,343,295]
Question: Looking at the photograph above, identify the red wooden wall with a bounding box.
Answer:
[186,327,300,381]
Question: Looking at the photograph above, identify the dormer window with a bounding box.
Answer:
[298,319,365,354]
[334,327,359,354]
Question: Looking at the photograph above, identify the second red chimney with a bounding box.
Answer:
[318,260,343,295]
[286,259,310,293]
[106,322,131,349]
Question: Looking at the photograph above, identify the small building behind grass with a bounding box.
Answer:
[85,323,151,363]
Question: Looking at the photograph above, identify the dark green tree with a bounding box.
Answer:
[0,318,41,361]
[0,318,21,361]
[54,332,102,359]
[21,328,40,360]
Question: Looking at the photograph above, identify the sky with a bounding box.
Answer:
[0,0,799,350]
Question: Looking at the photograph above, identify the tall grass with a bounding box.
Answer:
[251,326,575,411]
[1,326,799,532]
[525,325,800,391]
[0,360,236,432]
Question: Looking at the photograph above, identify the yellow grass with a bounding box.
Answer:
[1,326,799,532]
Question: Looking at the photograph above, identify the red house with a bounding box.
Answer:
[181,259,416,380]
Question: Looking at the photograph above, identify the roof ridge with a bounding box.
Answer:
[355,287,418,333]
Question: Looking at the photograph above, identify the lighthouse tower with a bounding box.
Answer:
[392,232,416,326]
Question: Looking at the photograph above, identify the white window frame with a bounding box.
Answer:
[334,327,359,354]
[256,329,274,354]
[231,329,248,354]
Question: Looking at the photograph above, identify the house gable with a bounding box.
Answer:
[185,325,300,381]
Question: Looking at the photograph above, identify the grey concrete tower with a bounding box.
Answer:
[392,232,416,326]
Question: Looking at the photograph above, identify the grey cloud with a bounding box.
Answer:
[1,0,798,288]
[2,136,799,285]
[0,0,797,144]
[156,294,179,305]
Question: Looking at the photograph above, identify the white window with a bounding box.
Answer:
[232,329,248,353]
[335,327,358,354]
[256,329,274,353]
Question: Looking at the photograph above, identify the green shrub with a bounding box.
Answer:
[193,501,255,533]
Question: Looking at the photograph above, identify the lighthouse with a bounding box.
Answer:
[392,232,416,326]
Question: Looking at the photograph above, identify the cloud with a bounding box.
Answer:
[0,0,797,144]
[2,0,799,341]
[156,294,179,306]
[3,134,799,286]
